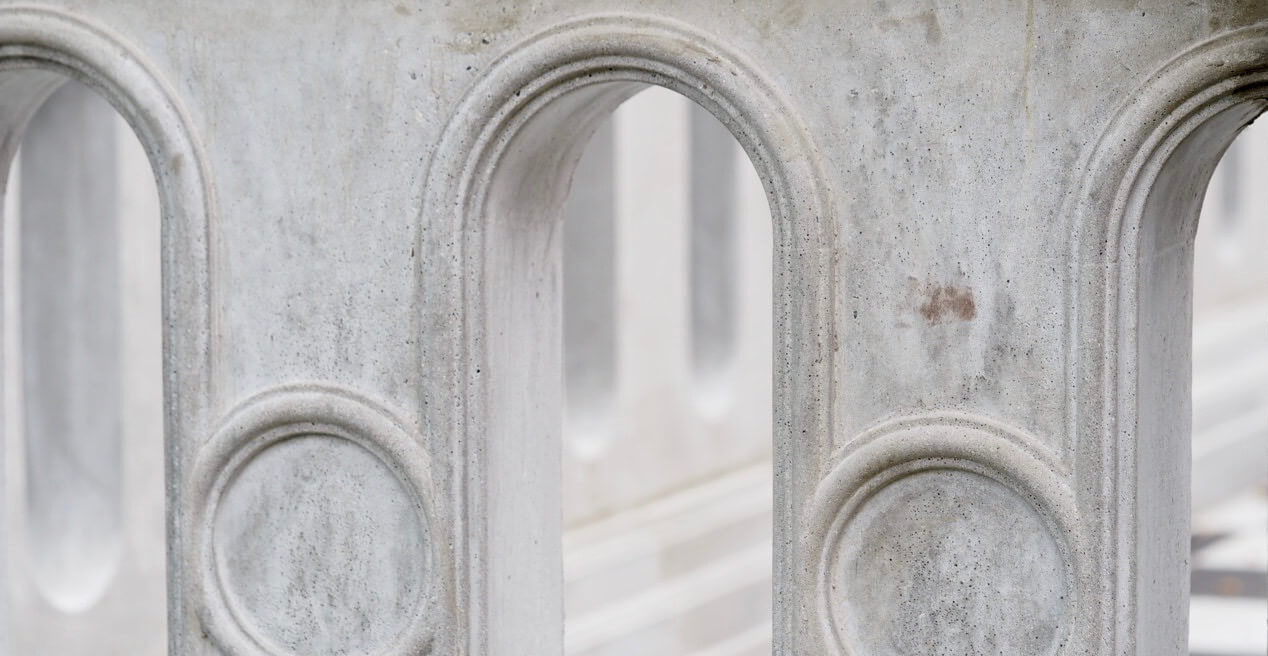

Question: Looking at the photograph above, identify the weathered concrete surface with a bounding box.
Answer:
[0,1,1264,654]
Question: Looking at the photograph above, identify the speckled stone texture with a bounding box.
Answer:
[0,2,1265,655]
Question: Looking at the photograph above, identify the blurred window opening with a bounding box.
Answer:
[3,78,166,654]
[1189,115,1268,656]
[561,86,774,655]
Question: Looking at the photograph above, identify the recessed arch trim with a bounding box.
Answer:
[420,13,836,654]
[0,4,216,414]
[0,5,215,653]
[1066,22,1268,656]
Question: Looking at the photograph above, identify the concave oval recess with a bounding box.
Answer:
[827,468,1068,656]
[212,434,428,655]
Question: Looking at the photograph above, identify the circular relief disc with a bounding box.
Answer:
[213,434,428,655]
[192,386,437,656]
[826,468,1067,656]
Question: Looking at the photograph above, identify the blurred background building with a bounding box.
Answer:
[0,82,1263,654]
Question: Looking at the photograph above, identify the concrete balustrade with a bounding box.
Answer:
[0,4,1262,656]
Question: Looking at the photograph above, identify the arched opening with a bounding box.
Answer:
[1056,23,1268,652]
[422,20,832,653]
[560,86,772,654]
[1187,113,1268,656]
[1129,98,1262,655]
[1,74,165,653]
[485,80,776,654]
[1103,48,1268,649]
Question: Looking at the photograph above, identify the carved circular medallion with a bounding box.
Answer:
[190,386,438,656]
[827,467,1067,655]
[810,416,1080,656]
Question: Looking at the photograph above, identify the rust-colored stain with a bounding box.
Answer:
[918,284,976,324]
